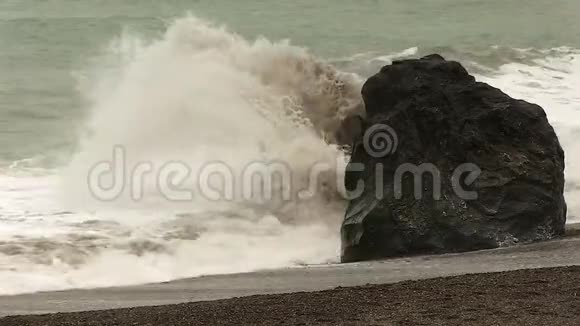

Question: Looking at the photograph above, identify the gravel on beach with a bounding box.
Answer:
[1,266,579,326]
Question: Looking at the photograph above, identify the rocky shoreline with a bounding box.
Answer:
[2,55,576,326]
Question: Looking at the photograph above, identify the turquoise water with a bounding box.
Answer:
[0,1,579,295]
[1,0,580,164]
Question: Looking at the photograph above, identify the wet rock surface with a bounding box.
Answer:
[341,54,567,262]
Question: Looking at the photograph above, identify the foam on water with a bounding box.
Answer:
[1,16,362,295]
[0,17,579,295]
[0,171,341,295]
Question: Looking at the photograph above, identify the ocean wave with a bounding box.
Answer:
[1,15,579,295]
[1,15,358,295]
[331,45,580,77]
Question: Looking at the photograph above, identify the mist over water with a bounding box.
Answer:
[65,16,363,206]
[0,4,579,295]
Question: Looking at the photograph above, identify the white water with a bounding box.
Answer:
[1,18,579,295]
[0,16,362,295]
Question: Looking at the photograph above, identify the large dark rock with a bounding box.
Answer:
[341,54,567,263]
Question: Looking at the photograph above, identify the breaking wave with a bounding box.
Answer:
[0,16,579,295]
[1,15,364,295]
